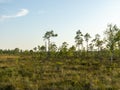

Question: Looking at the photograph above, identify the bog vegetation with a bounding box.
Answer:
[0,24,120,90]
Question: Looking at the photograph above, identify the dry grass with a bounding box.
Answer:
[0,55,20,60]
[0,56,120,90]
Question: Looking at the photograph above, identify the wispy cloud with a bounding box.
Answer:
[0,9,29,20]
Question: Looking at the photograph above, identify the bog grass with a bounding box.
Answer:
[0,55,120,90]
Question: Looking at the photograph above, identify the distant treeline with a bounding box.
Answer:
[0,24,120,61]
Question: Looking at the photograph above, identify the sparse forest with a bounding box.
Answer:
[0,24,120,90]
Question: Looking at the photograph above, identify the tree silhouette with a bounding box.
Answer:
[43,30,58,52]
[104,24,119,62]
[84,33,91,53]
[75,30,83,51]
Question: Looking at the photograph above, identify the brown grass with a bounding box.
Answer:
[0,55,20,59]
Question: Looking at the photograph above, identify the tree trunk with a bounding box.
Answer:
[85,41,88,58]
[48,38,50,52]
[110,50,113,63]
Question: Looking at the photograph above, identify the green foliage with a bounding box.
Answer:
[1,24,120,89]
[0,56,120,89]
[75,30,83,51]
[43,30,58,52]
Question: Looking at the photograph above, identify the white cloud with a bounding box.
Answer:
[0,9,29,20]
[16,9,29,17]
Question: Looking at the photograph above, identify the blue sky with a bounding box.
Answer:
[0,0,120,50]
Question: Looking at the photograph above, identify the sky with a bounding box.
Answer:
[0,0,120,50]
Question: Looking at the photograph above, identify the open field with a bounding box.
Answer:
[0,55,120,90]
[1,0,120,90]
